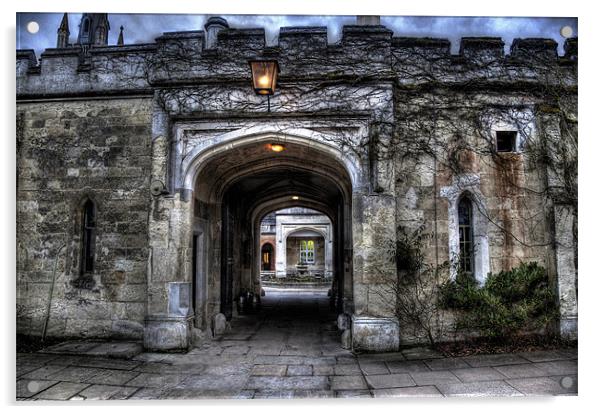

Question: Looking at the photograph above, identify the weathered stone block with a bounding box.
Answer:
[143,315,192,351]
[351,316,399,352]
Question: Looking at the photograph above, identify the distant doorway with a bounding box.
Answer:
[261,243,274,271]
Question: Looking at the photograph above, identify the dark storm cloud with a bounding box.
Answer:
[16,13,577,57]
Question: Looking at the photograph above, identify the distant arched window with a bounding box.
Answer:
[458,195,474,276]
[83,18,90,33]
[80,199,96,275]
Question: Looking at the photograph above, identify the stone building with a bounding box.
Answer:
[260,208,333,279]
[16,13,578,352]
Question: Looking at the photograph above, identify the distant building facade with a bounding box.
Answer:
[260,208,333,279]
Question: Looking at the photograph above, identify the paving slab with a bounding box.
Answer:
[335,390,372,398]
[20,364,66,380]
[357,352,406,362]
[125,372,188,388]
[334,364,362,375]
[46,366,103,382]
[203,363,251,376]
[506,375,577,395]
[245,375,328,390]
[365,373,416,389]
[16,364,42,378]
[425,357,470,371]
[359,361,390,375]
[462,353,530,367]
[75,384,139,400]
[313,365,335,376]
[294,390,335,398]
[518,350,571,363]
[87,369,141,385]
[72,357,142,371]
[17,353,61,365]
[34,382,91,400]
[532,360,578,376]
[251,364,287,376]
[493,363,549,379]
[287,365,313,376]
[373,385,443,398]
[84,342,143,359]
[386,360,430,374]
[437,380,524,397]
[173,373,249,391]
[40,341,102,354]
[127,387,168,400]
[252,390,295,399]
[451,367,507,383]
[557,348,578,359]
[330,375,368,390]
[16,379,59,398]
[410,370,462,386]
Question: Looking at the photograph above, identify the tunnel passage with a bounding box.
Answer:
[189,138,355,330]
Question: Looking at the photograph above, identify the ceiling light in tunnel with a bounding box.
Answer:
[270,143,285,152]
[291,196,300,200]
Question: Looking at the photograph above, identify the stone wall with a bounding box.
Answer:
[17,97,153,339]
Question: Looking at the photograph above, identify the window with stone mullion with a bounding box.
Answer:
[458,197,474,276]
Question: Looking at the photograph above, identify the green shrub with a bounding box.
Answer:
[439,262,559,340]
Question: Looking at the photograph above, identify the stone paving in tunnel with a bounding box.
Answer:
[16,288,577,400]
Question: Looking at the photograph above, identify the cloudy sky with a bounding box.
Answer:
[16,13,577,57]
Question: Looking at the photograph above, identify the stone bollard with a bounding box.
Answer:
[211,313,227,337]
[341,329,351,349]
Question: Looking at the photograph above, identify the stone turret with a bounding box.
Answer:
[204,16,229,49]
[77,13,110,46]
[56,13,70,48]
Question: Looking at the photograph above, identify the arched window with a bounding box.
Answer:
[83,18,90,33]
[80,199,96,275]
[458,195,474,276]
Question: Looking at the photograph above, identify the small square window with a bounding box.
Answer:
[495,131,517,153]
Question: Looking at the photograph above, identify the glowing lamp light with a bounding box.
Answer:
[249,60,280,96]
[270,143,285,152]
[291,196,300,200]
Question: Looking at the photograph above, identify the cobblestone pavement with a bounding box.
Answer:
[16,288,577,400]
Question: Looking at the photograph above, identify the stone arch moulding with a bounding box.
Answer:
[440,174,491,284]
[177,124,365,193]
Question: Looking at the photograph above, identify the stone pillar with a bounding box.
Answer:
[144,101,193,351]
[275,216,286,277]
[351,192,399,351]
[553,204,577,339]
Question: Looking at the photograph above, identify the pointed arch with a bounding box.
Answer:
[440,174,491,284]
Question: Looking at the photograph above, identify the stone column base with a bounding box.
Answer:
[144,314,193,351]
[560,316,578,340]
[351,315,399,352]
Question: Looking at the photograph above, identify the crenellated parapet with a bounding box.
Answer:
[16,17,577,99]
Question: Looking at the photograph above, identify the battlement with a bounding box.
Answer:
[16,17,577,98]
